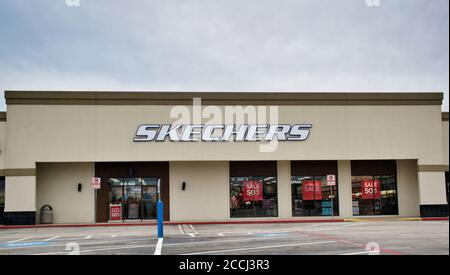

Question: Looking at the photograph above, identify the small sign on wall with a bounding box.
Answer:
[326,175,336,186]
[91,177,101,189]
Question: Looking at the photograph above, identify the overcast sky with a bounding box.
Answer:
[0,0,448,111]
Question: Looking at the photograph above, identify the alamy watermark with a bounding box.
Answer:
[365,0,381,7]
[132,98,313,153]
[168,98,284,153]
[65,0,80,7]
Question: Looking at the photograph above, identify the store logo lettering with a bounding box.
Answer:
[133,124,312,142]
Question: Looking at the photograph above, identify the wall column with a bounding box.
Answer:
[277,161,291,219]
[396,160,420,217]
[5,175,36,225]
[418,171,449,217]
[338,160,352,218]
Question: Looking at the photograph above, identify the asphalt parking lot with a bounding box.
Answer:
[0,221,448,255]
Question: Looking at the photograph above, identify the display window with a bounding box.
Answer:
[230,176,278,218]
[291,176,338,216]
[351,175,399,216]
[291,161,339,217]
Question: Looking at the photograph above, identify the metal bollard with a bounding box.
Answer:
[157,201,164,238]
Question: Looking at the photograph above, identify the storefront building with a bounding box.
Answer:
[0,91,448,225]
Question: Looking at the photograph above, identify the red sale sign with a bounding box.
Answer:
[110,204,122,221]
[361,179,381,200]
[243,181,263,202]
[302,180,323,201]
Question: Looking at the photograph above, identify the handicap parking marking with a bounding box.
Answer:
[178,225,185,234]
[1,241,50,248]
[177,224,197,237]
[189,225,199,235]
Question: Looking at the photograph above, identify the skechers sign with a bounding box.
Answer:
[133,124,312,142]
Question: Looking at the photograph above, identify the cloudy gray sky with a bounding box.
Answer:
[0,0,448,111]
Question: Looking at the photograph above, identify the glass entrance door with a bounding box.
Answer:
[142,178,159,220]
[108,177,160,221]
[124,178,142,220]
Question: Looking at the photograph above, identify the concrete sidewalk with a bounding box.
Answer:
[0,217,447,230]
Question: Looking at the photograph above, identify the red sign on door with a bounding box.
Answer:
[361,179,381,200]
[302,180,323,201]
[243,181,263,202]
[110,204,122,221]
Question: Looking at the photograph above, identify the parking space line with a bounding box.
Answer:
[306,227,340,232]
[43,236,59,242]
[154,238,164,255]
[165,235,308,248]
[34,244,157,255]
[182,241,337,255]
[1,237,156,251]
[33,235,300,255]
[7,237,32,244]
[341,251,379,255]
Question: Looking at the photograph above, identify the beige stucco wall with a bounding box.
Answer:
[4,104,446,169]
[418,172,448,205]
[36,162,95,224]
[2,100,447,221]
[5,176,36,212]
[169,161,229,221]
[0,121,6,170]
[397,160,420,216]
[443,121,449,167]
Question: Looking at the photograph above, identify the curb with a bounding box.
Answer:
[0,219,347,230]
[0,217,447,230]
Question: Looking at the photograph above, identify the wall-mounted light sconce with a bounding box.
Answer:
[77,183,82,192]
[182,181,186,191]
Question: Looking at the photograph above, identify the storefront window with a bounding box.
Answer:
[107,177,160,220]
[290,161,339,217]
[230,176,278,218]
[351,175,398,216]
[291,176,338,216]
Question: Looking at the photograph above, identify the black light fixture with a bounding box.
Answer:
[182,181,186,191]
[77,183,82,192]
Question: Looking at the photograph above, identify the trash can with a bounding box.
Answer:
[40,205,53,224]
